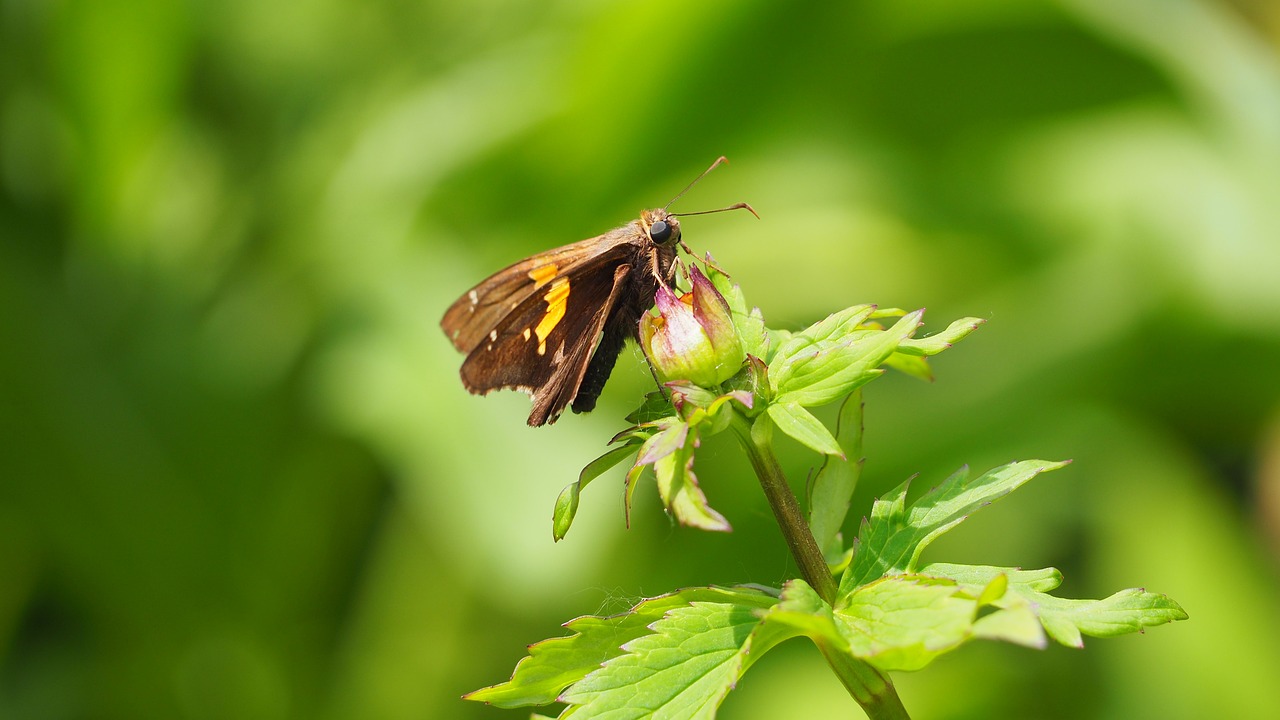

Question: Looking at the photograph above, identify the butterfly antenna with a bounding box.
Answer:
[664,156,730,211]
[670,202,759,219]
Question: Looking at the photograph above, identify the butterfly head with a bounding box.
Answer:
[641,209,681,248]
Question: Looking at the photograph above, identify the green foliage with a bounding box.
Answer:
[808,392,863,569]
[476,268,1186,718]
[840,460,1071,592]
[466,587,780,709]
[559,262,981,537]
[765,401,842,457]
[921,564,1190,648]
[475,454,1186,717]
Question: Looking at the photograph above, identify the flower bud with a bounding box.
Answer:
[640,266,745,387]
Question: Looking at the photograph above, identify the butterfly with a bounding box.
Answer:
[440,157,756,426]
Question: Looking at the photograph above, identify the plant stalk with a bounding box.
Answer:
[729,412,909,719]
[817,641,911,720]
[730,413,837,602]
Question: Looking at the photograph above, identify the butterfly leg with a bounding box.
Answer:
[655,246,691,289]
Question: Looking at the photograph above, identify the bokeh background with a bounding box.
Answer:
[4,0,1280,717]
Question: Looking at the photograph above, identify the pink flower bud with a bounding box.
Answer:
[640,266,745,387]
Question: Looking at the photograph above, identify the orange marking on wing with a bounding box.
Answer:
[535,278,570,355]
[527,263,559,288]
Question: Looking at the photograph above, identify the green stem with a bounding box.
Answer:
[817,641,911,720]
[730,414,837,602]
[729,412,909,720]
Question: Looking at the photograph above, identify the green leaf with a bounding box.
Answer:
[627,391,675,425]
[833,576,983,671]
[768,305,876,389]
[922,563,1189,648]
[763,329,791,363]
[466,587,778,709]
[774,305,877,360]
[624,461,646,527]
[665,381,720,412]
[558,587,788,719]
[808,390,863,565]
[728,354,771,410]
[1031,589,1189,647]
[896,316,983,356]
[635,417,689,466]
[762,576,1049,674]
[555,441,644,541]
[759,578,840,642]
[895,317,986,356]
[552,485,580,543]
[675,388,751,439]
[919,563,1064,593]
[654,433,731,532]
[971,598,1046,648]
[882,351,934,381]
[707,261,768,360]
[766,401,842,457]
[866,307,908,319]
[840,459,1071,592]
[772,310,923,407]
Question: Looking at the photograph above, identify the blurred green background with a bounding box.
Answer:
[4,0,1280,717]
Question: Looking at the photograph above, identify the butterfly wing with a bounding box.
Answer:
[441,231,635,354]
[457,258,632,426]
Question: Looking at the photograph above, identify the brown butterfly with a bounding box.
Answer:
[440,157,756,426]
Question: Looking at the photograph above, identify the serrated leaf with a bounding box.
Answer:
[752,579,853,676]
[1030,589,1188,647]
[767,402,842,457]
[840,460,1070,592]
[764,577,1046,674]
[559,587,788,719]
[920,563,1187,648]
[921,563,1187,648]
[467,588,777,710]
[834,576,981,671]
[772,574,1035,672]
[808,391,863,564]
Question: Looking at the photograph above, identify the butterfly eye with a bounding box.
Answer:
[649,220,673,244]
